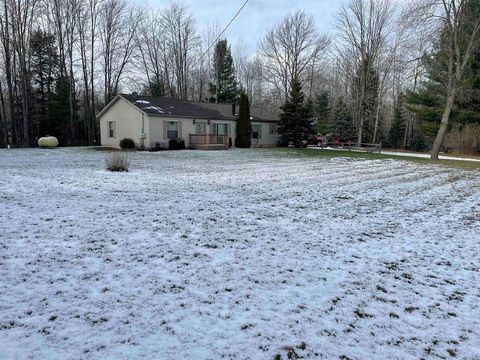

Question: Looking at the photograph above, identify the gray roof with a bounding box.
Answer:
[121,94,278,123]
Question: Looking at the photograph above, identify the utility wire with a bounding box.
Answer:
[192,0,250,69]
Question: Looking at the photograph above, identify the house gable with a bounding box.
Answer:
[99,96,150,148]
[97,95,147,120]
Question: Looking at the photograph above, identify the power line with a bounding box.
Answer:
[193,0,250,69]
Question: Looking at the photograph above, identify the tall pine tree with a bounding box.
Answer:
[209,39,238,103]
[389,94,407,148]
[30,30,58,139]
[235,91,252,148]
[314,91,331,133]
[330,98,354,142]
[48,76,73,144]
[278,78,314,147]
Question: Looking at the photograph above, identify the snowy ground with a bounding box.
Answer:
[311,146,480,162]
[0,147,479,360]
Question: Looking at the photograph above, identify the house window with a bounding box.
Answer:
[195,122,206,134]
[212,123,229,135]
[108,121,116,138]
[269,124,277,135]
[252,124,262,139]
[167,121,178,139]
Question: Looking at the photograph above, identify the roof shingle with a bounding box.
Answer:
[121,94,278,122]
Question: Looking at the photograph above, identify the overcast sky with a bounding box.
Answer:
[140,0,340,53]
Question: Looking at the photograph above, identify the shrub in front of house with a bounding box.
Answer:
[150,141,168,152]
[119,138,135,150]
[105,152,130,172]
[169,138,185,150]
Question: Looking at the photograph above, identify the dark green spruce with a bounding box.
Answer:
[235,92,252,148]
[277,78,315,147]
[209,39,238,103]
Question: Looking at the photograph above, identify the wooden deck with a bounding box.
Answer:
[189,134,229,150]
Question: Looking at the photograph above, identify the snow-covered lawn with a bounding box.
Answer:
[0,148,479,360]
[310,146,480,162]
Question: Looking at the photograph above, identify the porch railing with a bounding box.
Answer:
[189,134,229,146]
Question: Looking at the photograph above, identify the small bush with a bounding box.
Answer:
[168,138,185,150]
[150,141,168,152]
[277,136,290,147]
[119,138,135,150]
[105,152,130,172]
[410,132,427,152]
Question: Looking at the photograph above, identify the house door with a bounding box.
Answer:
[195,122,207,134]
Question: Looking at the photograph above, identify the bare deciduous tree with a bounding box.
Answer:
[5,0,39,146]
[260,10,330,100]
[162,3,199,100]
[99,0,141,104]
[77,0,100,144]
[336,0,396,145]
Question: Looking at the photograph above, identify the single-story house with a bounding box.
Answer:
[97,94,280,150]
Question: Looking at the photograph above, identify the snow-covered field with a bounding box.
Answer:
[0,148,479,360]
[311,146,480,162]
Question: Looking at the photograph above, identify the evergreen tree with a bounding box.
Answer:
[48,76,72,143]
[330,98,354,141]
[277,78,315,147]
[209,39,238,103]
[314,91,331,133]
[389,94,407,148]
[235,91,252,148]
[30,30,58,137]
[406,0,480,130]
[146,79,166,97]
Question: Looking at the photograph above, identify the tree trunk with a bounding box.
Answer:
[90,1,96,144]
[431,92,455,160]
[372,99,382,144]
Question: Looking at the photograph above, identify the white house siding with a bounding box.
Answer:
[148,116,165,148]
[148,117,237,148]
[149,117,195,148]
[251,122,278,147]
[99,98,150,148]
[147,117,279,148]
[206,120,278,147]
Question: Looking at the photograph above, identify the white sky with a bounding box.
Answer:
[138,0,341,53]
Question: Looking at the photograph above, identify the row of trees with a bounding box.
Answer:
[0,0,213,147]
[1,0,480,157]
[276,0,480,158]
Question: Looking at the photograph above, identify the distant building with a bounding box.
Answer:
[97,94,279,150]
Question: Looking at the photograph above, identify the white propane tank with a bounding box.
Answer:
[38,136,59,148]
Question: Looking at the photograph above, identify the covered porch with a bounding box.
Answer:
[189,134,230,150]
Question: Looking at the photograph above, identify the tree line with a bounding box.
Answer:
[277,0,480,159]
[1,0,480,158]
